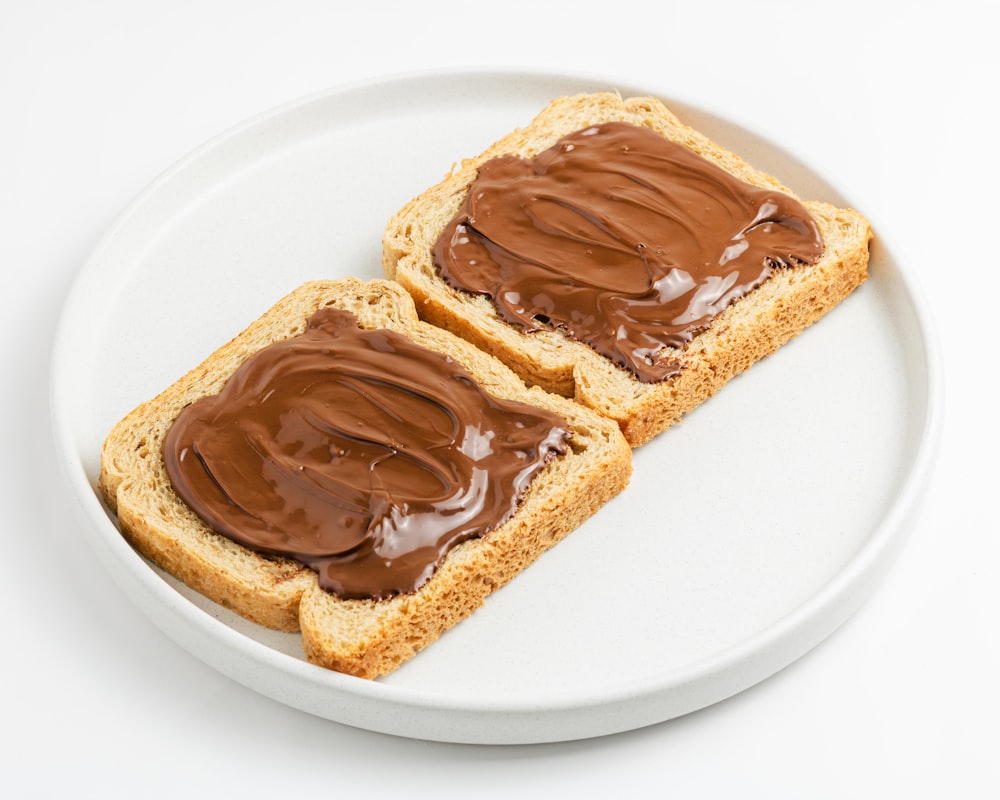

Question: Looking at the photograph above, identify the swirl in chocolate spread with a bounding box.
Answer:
[433,122,825,382]
[163,307,569,600]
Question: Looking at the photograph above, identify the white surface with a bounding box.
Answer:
[3,0,996,794]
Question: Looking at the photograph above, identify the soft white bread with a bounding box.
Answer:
[383,93,872,447]
[99,278,632,678]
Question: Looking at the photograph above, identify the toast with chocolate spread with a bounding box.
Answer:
[99,278,631,678]
[382,93,872,446]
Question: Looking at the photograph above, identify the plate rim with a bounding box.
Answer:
[48,65,944,744]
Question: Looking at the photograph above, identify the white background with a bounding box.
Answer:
[3,1,996,797]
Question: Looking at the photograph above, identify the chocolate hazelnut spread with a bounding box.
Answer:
[163,307,569,600]
[433,121,825,382]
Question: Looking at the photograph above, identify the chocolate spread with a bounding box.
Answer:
[433,121,825,382]
[163,307,569,600]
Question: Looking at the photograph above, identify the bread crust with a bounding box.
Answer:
[99,278,632,677]
[382,93,872,446]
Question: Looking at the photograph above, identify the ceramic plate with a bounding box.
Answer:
[50,68,941,744]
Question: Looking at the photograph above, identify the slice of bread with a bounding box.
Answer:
[99,278,632,678]
[383,93,872,446]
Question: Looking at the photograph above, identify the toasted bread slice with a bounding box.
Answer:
[383,93,872,446]
[99,278,632,678]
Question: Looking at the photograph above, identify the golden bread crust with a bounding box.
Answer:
[382,93,872,446]
[100,278,632,677]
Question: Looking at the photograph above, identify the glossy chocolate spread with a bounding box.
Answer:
[433,121,825,382]
[163,307,569,600]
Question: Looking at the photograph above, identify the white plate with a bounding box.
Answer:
[50,68,941,744]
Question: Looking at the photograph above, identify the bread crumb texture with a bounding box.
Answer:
[100,278,631,677]
[383,93,872,446]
